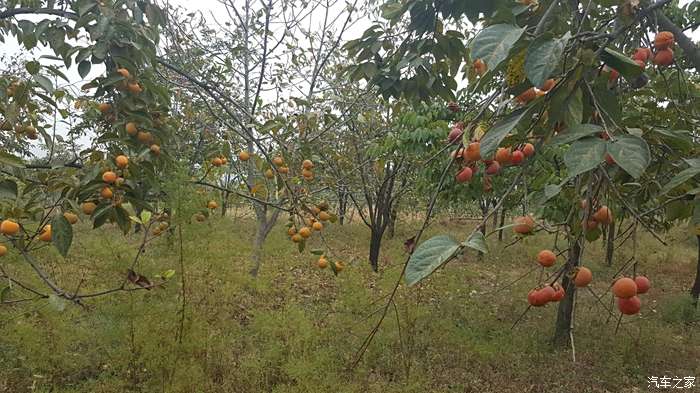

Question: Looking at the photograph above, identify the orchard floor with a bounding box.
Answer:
[0,215,698,393]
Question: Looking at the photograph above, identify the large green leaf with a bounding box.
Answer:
[471,24,525,70]
[564,137,606,178]
[525,32,570,88]
[464,231,488,254]
[0,180,18,199]
[51,214,73,258]
[405,235,460,286]
[600,48,643,81]
[606,135,650,179]
[551,123,603,145]
[661,167,700,195]
[480,108,529,158]
[549,86,582,127]
[0,151,25,167]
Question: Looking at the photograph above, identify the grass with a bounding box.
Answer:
[0,214,698,392]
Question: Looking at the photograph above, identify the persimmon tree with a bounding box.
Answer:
[155,0,360,276]
[0,0,177,306]
[347,0,699,364]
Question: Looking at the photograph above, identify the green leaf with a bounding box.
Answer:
[33,74,54,93]
[0,151,25,167]
[606,135,650,179]
[601,48,643,81]
[25,60,41,75]
[78,60,91,78]
[140,210,152,224]
[549,86,582,127]
[162,269,176,280]
[51,214,73,257]
[564,137,606,178]
[525,32,570,88]
[0,179,18,199]
[480,108,529,158]
[661,167,700,195]
[405,235,460,286]
[551,124,603,145]
[464,231,488,254]
[471,24,525,70]
[310,249,324,256]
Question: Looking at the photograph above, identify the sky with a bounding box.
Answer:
[1,0,697,157]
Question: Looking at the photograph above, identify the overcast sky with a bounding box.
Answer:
[1,1,697,157]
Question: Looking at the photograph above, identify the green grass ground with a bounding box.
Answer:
[0,215,698,392]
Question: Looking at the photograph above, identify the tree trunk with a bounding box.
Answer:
[605,220,615,266]
[221,190,229,217]
[368,227,384,272]
[691,235,700,305]
[553,239,582,346]
[492,205,499,232]
[498,208,506,242]
[387,208,397,239]
[337,187,348,225]
[249,206,281,277]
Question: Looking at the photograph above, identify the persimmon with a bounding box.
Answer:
[583,219,599,231]
[148,144,160,155]
[455,167,473,183]
[537,249,557,267]
[272,156,284,166]
[551,283,566,302]
[100,187,113,199]
[334,261,345,272]
[495,147,512,165]
[573,267,592,287]
[212,157,223,166]
[516,88,537,104]
[463,142,481,162]
[287,227,297,236]
[540,79,556,92]
[137,131,152,144]
[302,159,314,169]
[634,59,646,70]
[447,127,463,144]
[195,213,206,222]
[278,166,289,174]
[527,288,548,307]
[82,202,97,215]
[593,206,613,225]
[115,155,129,169]
[473,58,487,76]
[299,227,312,238]
[0,245,6,256]
[98,103,111,113]
[521,143,535,157]
[513,215,535,234]
[653,48,674,66]
[291,234,303,243]
[612,277,637,299]
[617,296,641,315]
[125,122,138,135]
[221,157,228,165]
[634,276,651,294]
[264,169,274,179]
[318,257,328,269]
[319,211,331,221]
[654,31,674,50]
[127,81,142,94]
[608,68,619,83]
[632,47,652,62]
[302,169,314,180]
[447,102,460,112]
[511,150,525,165]
[312,222,323,231]
[38,225,52,242]
[239,151,251,161]
[102,171,117,184]
[540,286,556,302]
[207,201,218,209]
[117,68,130,78]
[485,161,501,175]
[0,220,20,235]
[63,212,78,224]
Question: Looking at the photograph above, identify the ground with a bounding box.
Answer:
[0,214,698,393]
